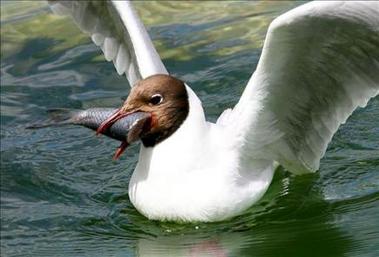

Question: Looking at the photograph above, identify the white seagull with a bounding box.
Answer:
[49,1,379,222]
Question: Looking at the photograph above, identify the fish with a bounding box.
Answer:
[27,108,151,159]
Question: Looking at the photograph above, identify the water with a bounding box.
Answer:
[1,1,378,257]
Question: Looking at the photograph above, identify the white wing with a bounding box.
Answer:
[225,1,379,174]
[49,0,168,87]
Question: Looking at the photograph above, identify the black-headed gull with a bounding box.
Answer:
[48,1,379,222]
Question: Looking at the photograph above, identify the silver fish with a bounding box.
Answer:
[27,108,151,159]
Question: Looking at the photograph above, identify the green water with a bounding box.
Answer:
[1,1,378,257]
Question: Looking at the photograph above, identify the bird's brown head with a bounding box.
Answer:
[97,74,189,158]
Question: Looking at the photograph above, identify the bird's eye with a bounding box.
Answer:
[150,94,163,105]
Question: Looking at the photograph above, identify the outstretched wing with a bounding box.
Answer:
[224,1,379,174]
[49,0,168,87]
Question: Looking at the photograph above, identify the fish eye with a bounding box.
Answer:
[150,94,163,105]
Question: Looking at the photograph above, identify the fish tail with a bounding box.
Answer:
[26,108,79,129]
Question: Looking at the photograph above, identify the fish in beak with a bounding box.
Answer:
[98,74,190,159]
[27,107,152,160]
[97,106,152,159]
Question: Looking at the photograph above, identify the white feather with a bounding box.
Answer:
[103,37,118,61]
[226,1,379,174]
[91,33,104,47]
[48,0,168,87]
[114,45,129,75]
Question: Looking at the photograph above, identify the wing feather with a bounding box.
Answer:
[227,1,379,174]
[49,0,168,87]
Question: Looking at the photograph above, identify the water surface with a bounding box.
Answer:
[1,1,378,257]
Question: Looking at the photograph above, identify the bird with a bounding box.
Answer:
[48,1,379,222]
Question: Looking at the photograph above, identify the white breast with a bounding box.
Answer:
[128,86,275,222]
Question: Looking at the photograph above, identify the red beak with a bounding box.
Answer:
[96,108,135,160]
[113,141,129,160]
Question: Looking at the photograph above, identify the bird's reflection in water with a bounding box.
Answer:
[132,171,355,257]
[136,233,243,257]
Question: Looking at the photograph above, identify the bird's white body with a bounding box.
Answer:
[49,1,379,222]
[129,86,274,221]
